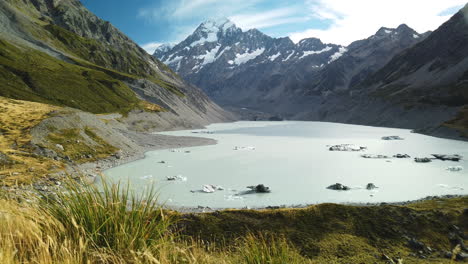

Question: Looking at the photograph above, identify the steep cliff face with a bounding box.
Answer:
[0,0,230,127]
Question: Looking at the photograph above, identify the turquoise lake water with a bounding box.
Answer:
[103,121,468,209]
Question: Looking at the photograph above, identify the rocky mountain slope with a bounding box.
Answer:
[154,18,343,106]
[0,0,233,185]
[0,0,230,127]
[154,19,425,111]
[307,4,468,138]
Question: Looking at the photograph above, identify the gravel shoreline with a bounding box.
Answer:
[73,131,217,182]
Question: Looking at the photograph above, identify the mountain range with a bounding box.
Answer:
[154,7,468,138]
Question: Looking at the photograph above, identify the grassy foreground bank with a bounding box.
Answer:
[0,179,467,264]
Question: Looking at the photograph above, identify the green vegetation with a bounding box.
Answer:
[47,127,118,163]
[0,0,185,114]
[179,198,468,263]
[444,106,468,138]
[0,38,140,113]
[43,180,170,252]
[43,24,153,78]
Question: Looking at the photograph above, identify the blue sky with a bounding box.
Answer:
[81,0,466,54]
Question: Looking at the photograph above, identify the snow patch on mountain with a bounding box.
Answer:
[329,47,348,63]
[196,45,221,66]
[413,34,420,39]
[299,46,333,59]
[191,32,218,47]
[218,46,231,58]
[233,48,265,65]
[164,55,183,65]
[268,52,281,61]
[283,51,295,61]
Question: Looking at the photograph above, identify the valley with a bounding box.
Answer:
[0,0,466,263]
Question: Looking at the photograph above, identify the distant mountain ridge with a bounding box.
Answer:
[155,10,468,139]
[154,17,344,104]
[154,18,426,112]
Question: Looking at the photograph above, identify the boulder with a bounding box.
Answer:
[114,150,123,159]
[329,144,367,151]
[327,183,350,191]
[382,136,404,140]
[361,154,389,159]
[393,154,411,158]
[408,238,425,251]
[431,154,462,161]
[55,144,64,151]
[247,184,271,193]
[415,157,432,163]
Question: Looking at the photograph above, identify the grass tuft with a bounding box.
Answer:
[42,178,171,253]
[235,233,310,264]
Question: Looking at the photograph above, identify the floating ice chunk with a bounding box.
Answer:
[446,166,463,172]
[202,185,215,193]
[233,146,256,150]
[328,144,366,151]
[202,184,224,193]
[361,154,389,159]
[382,136,404,140]
[225,194,244,201]
[140,175,153,180]
[167,175,187,181]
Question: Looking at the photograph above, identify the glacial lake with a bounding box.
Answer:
[103,121,468,209]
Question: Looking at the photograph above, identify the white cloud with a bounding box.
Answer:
[139,0,261,21]
[289,0,467,45]
[141,42,164,54]
[229,7,308,30]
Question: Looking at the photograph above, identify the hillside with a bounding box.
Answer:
[0,0,229,124]
[305,4,468,139]
[0,0,233,185]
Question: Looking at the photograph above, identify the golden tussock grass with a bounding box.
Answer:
[0,97,63,185]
